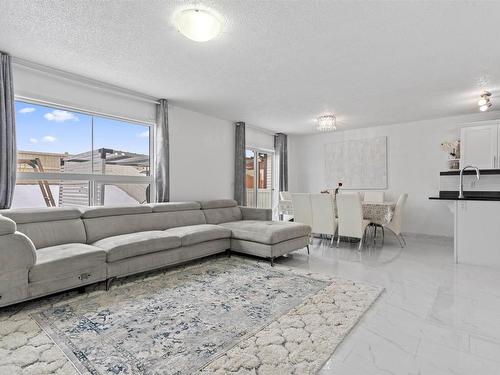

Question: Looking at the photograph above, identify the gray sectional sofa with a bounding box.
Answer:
[0,199,311,308]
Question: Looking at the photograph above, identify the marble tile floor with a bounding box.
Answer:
[276,233,500,375]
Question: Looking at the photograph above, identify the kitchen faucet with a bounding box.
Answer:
[459,166,480,199]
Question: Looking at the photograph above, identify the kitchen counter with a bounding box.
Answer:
[429,190,500,201]
[440,169,500,176]
[429,196,500,201]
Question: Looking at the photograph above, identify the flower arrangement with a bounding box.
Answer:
[440,140,460,159]
[440,140,460,169]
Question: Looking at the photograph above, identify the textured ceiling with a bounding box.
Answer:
[1,0,500,134]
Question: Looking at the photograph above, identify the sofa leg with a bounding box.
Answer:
[227,249,232,258]
[270,257,275,267]
[306,245,310,254]
[105,277,115,291]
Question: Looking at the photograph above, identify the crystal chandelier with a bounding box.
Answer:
[317,115,337,132]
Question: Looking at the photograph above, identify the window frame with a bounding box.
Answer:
[14,96,156,206]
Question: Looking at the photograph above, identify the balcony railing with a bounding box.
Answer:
[246,188,272,208]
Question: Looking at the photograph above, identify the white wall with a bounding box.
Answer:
[169,105,235,201]
[289,112,500,237]
[246,126,275,151]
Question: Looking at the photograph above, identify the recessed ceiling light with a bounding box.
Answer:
[174,8,223,42]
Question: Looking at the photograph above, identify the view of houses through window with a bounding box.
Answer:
[14,101,151,208]
[245,149,273,208]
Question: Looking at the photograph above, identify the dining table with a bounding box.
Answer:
[362,201,396,225]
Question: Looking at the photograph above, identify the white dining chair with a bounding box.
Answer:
[278,191,294,219]
[336,192,372,250]
[383,193,408,247]
[364,191,385,203]
[310,193,337,245]
[291,193,313,252]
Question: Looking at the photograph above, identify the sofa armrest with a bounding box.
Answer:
[0,231,37,271]
[239,206,272,221]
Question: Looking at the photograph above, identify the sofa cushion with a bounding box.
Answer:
[80,204,152,219]
[148,202,201,212]
[163,224,231,246]
[92,231,182,262]
[29,243,106,283]
[84,210,206,243]
[219,220,311,245]
[1,207,82,224]
[17,219,87,249]
[199,199,237,209]
[203,207,242,225]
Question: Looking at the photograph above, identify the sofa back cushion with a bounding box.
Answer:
[1,207,86,249]
[82,205,206,243]
[200,199,242,224]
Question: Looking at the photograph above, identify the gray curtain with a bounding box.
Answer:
[0,52,16,209]
[155,99,169,202]
[234,122,246,206]
[274,133,288,192]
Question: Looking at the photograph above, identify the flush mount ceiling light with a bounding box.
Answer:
[317,115,337,132]
[478,91,492,112]
[174,8,223,42]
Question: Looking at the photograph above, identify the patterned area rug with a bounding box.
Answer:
[25,257,382,375]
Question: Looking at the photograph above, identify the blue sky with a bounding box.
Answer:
[15,101,150,155]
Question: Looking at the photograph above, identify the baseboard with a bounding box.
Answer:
[403,232,453,243]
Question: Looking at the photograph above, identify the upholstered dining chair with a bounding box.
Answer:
[310,193,337,245]
[278,191,294,219]
[383,193,408,247]
[336,192,372,250]
[364,191,385,203]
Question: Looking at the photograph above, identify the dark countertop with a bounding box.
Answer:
[440,169,500,176]
[429,191,500,201]
[429,196,500,201]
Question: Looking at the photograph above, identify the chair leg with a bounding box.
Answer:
[337,235,341,248]
[306,245,310,254]
[384,227,405,248]
[400,234,407,246]
[330,235,334,246]
[358,236,364,251]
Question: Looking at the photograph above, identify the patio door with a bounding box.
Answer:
[245,149,273,208]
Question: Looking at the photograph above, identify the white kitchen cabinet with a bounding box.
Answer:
[454,200,500,267]
[460,123,499,169]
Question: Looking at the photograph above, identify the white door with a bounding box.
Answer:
[460,124,498,169]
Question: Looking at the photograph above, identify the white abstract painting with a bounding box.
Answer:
[324,136,387,189]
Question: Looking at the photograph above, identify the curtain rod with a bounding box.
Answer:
[12,57,161,105]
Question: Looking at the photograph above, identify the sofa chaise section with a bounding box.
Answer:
[199,199,311,265]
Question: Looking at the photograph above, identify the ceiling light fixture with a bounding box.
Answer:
[317,115,337,132]
[478,91,492,112]
[174,8,223,42]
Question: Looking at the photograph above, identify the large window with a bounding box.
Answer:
[13,100,152,208]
